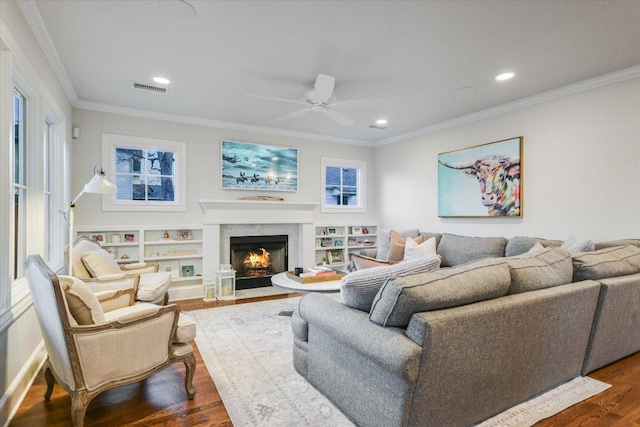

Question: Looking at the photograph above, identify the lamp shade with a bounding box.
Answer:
[83,168,117,194]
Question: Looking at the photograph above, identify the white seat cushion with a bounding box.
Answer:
[136,272,172,303]
[175,313,196,343]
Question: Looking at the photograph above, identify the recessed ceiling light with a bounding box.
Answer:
[153,77,171,85]
[495,72,515,81]
[375,119,388,125]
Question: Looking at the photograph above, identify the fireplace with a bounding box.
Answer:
[230,235,288,289]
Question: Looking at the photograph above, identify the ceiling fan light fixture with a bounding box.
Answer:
[495,72,515,81]
[153,76,171,84]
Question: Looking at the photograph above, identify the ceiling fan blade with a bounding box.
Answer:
[331,98,387,108]
[275,108,312,122]
[314,74,335,103]
[323,108,355,126]
[246,93,307,106]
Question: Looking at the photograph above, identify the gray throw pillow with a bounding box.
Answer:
[341,255,441,312]
[505,236,564,257]
[437,233,507,267]
[376,228,420,261]
[572,245,640,282]
[506,247,573,294]
[561,236,595,253]
[369,258,511,327]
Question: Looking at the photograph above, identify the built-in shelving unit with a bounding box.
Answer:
[314,224,377,269]
[75,225,204,290]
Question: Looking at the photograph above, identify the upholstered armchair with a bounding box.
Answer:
[70,236,171,304]
[25,254,196,427]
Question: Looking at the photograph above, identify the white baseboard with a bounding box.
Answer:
[168,284,204,302]
[1,341,47,427]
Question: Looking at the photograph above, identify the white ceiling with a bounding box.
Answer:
[25,0,640,145]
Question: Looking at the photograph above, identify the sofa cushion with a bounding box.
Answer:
[81,249,122,278]
[506,247,573,294]
[341,255,441,312]
[594,239,640,250]
[561,236,595,253]
[437,233,507,267]
[572,245,640,282]
[369,259,511,327]
[59,276,106,325]
[505,236,564,257]
[350,253,395,270]
[404,237,437,261]
[377,228,420,261]
[388,232,425,262]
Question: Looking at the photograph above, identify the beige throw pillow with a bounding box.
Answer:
[350,253,395,270]
[59,276,106,325]
[387,231,425,262]
[81,249,122,278]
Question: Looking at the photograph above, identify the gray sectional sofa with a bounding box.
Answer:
[292,233,640,427]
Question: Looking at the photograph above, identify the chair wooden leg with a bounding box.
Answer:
[44,363,55,402]
[183,352,196,399]
[71,391,91,427]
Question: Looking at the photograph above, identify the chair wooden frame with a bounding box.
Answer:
[25,255,196,427]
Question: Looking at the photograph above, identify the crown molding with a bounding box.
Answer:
[374,64,640,147]
[75,100,374,147]
[16,0,79,104]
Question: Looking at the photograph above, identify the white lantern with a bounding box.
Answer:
[216,268,236,300]
[203,279,216,302]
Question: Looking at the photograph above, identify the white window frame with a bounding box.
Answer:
[320,157,366,214]
[1,28,67,325]
[102,133,187,212]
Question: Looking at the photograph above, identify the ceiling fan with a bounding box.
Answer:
[247,73,375,126]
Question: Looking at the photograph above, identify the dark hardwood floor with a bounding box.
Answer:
[10,292,640,426]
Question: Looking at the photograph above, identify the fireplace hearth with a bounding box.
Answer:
[230,235,288,289]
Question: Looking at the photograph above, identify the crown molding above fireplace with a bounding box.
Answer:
[198,199,318,225]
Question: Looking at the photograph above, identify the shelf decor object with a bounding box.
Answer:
[216,267,236,300]
[63,166,117,275]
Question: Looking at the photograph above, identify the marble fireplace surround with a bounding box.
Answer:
[199,200,318,282]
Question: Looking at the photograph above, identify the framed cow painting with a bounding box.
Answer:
[438,137,523,218]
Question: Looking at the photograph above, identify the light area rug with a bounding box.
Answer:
[189,297,610,427]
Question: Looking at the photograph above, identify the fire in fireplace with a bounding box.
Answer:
[230,235,288,289]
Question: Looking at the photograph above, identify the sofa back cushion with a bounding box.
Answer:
[594,239,640,250]
[341,255,441,312]
[505,236,564,257]
[506,247,573,294]
[572,245,640,282]
[369,259,511,327]
[437,233,507,267]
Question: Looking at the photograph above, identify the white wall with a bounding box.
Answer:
[374,77,640,241]
[72,109,377,227]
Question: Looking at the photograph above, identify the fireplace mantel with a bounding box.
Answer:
[199,199,318,282]
[198,199,318,224]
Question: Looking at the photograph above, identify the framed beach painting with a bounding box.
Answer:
[221,140,298,191]
[438,137,523,218]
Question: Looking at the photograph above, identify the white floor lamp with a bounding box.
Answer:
[65,166,117,275]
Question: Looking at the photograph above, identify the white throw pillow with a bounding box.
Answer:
[403,236,437,261]
[81,249,122,278]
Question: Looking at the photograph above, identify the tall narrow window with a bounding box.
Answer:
[44,121,53,262]
[320,158,366,213]
[102,133,186,212]
[12,88,27,280]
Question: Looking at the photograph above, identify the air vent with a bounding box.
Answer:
[132,82,167,94]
